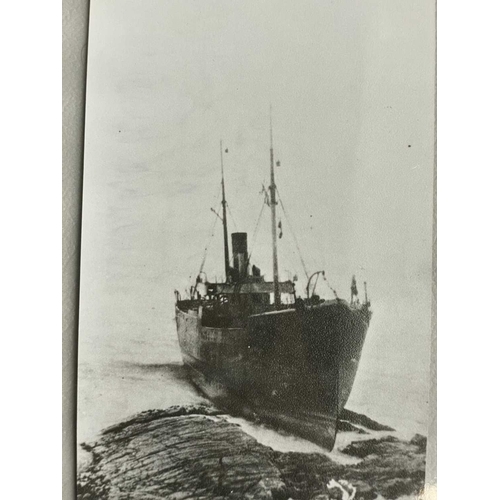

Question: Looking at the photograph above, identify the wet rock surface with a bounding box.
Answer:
[339,409,395,433]
[78,404,425,500]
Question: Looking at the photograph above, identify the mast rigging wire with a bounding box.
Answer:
[323,274,338,299]
[276,187,310,282]
[198,195,222,277]
[227,203,239,232]
[195,183,314,291]
[245,197,268,270]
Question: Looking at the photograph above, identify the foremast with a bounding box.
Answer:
[269,109,281,307]
[220,140,231,282]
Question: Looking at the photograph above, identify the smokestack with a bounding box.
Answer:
[231,233,248,280]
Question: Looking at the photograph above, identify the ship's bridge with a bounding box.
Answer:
[204,278,296,311]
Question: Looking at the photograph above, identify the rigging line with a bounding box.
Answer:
[226,203,239,232]
[245,197,267,270]
[198,204,222,277]
[323,274,338,299]
[311,273,321,297]
[195,183,223,280]
[211,182,222,205]
[276,187,310,281]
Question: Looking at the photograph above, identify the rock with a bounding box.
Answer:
[243,477,288,500]
[341,436,399,458]
[336,420,368,434]
[338,479,356,499]
[100,403,222,436]
[339,435,426,499]
[353,482,377,500]
[77,406,426,500]
[383,478,418,499]
[325,478,356,500]
[339,409,395,432]
[410,433,427,452]
[257,477,287,498]
[327,484,347,499]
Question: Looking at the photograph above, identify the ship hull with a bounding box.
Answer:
[175,300,370,449]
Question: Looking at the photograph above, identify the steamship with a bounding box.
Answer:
[175,125,372,450]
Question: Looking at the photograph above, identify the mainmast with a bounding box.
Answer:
[220,140,231,282]
[269,109,281,307]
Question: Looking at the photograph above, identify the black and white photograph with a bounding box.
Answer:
[76,1,435,498]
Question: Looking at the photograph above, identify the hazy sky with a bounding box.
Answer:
[80,0,435,422]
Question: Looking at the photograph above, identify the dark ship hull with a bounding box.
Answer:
[174,134,371,449]
[176,298,371,449]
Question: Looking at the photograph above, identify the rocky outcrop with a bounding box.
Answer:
[339,436,426,499]
[78,404,425,500]
[339,409,395,432]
